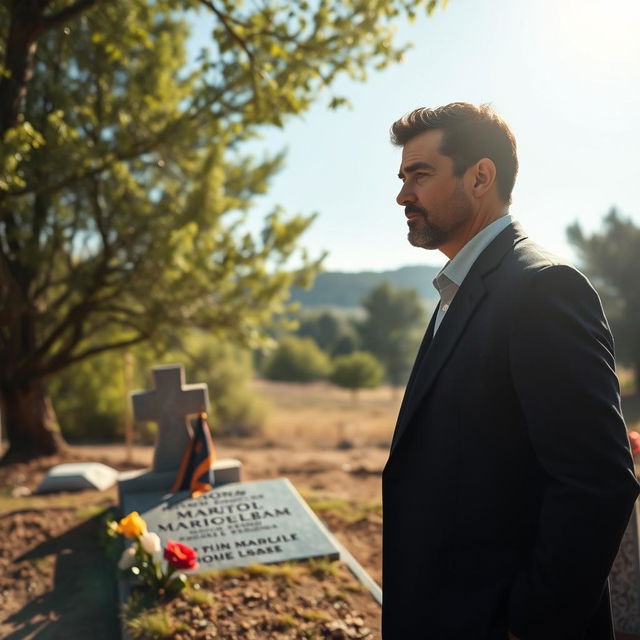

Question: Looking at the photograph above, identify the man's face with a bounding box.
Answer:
[396,129,475,251]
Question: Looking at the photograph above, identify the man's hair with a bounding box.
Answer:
[390,102,518,205]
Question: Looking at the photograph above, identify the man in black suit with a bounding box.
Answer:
[382,102,639,640]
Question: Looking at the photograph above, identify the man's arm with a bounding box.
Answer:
[507,265,639,639]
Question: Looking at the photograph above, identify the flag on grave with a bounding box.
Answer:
[171,412,216,498]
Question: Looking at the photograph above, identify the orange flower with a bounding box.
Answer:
[117,511,147,539]
[164,540,198,570]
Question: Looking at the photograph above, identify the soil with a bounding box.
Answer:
[0,441,385,639]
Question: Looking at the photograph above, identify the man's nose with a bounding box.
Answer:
[396,182,415,206]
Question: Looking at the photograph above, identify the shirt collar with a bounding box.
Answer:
[433,214,514,293]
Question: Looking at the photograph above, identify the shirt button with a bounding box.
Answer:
[442,304,449,312]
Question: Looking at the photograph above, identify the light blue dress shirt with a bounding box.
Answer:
[432,214,514,335]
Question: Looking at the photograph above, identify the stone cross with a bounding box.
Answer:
[132,364,209,473]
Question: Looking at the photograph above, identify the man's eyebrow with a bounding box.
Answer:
[398,161,436,179]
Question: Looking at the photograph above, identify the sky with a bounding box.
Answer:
[193,0,640,272]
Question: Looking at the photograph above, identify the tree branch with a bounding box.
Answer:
[41,0,101,33]
[40,333,149,378]
[198,0,260,110]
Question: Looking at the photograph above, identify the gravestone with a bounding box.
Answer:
[37,462,119,493]
[118,364,241,498]
[132,364,209,472]
[122,478,339,570]
[611,499,640,634]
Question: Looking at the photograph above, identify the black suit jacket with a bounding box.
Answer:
[382,221,639,640]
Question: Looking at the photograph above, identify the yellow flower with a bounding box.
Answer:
[117,511,147,539]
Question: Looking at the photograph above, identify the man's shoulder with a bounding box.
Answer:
[510,236,571,272]
[503,236,582,281]
[498,236,599,306]
[486,232,595,299]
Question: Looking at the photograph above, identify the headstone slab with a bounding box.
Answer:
[37,462,119,494]
[611,500,640,633]
[122,478,339,572]
[131,364,209,473]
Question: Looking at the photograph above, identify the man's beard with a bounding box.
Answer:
[406,181,474,250]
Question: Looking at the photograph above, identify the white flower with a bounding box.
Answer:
[140,531,161,555]
[118,546,137,570]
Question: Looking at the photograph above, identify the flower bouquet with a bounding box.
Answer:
[108,511,198,598]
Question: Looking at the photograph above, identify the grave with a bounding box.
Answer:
[117,363,382,625]
[118,364,242,499]
[37,462,119,493]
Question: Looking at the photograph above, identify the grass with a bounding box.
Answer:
[122,590,191,640]
[74,503,113,519]
[298,608,332,622]
[301,491,382,523]
[307,556,340,579]
[28,555,54,574]
[182,583,215,606]
[0,489,115,514]
[125,608,188,639]
[322,585,351,603]
[273,613,298,630]
[201,562,305,585]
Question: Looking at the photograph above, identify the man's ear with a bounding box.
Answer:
[469,158,497,198]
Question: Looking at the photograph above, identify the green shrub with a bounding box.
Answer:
[263,336,331,382]
[49,350,126,442]
[330,351,384,394]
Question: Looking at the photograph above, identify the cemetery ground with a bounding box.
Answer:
[2,376,639,640]
[0,381,395,640]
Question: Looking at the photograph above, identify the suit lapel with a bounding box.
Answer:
[393,301,439,431]
[389,221,528,456]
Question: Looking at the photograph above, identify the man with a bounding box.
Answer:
[382,102,639,640]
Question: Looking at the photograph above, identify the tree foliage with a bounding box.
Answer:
[567,208,640,388]
[263,336,331,383]
[295,310,360,356]
[330,350,384,396]
[49,329,270,441]
[0,0,446,459]
[358,281,427,386]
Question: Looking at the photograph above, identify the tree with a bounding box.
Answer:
[567,208,640,389]
[0,0,446,460]
[296,310,360,355]
[263,336,331,383]
[358,282,427,387]
[330,351,384,399]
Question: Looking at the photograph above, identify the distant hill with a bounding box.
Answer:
[290,265,441,309]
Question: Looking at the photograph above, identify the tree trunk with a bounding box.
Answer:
[0,379,67,463]
[0,0,42,135]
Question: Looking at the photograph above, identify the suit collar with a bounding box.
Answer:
[389,220,528,456]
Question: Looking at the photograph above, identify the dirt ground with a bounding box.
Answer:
[0,438,387,640]
[3,379,638,639]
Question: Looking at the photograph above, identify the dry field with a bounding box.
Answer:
[254,380,402,449]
